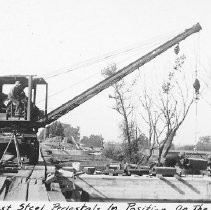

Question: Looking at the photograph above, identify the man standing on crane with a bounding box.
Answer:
[7,81,26,115]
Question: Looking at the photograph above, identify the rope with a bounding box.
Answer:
[36,72,99,105]
[193,32,201,149]
[37,37,171,104]
[36,28,187,107]
[194,100,198,146]
[40,30,179,80]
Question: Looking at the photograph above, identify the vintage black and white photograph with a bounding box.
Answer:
[0,0,211,205]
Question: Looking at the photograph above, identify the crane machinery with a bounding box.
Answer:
[0,23,202,166]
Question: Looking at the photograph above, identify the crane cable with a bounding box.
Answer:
[37,28,190,107]
[38,34,177,103]
[193,32,201,149]
[40,29,183,80]
[37,48,153,105]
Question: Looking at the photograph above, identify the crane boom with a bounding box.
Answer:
[38,23,202,126]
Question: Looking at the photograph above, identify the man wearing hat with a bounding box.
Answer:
[7,81,26,115]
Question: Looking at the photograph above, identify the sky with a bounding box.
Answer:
[0,0,211,145]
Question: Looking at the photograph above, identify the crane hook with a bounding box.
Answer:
[193,78,200,98]
[174,43,180,55]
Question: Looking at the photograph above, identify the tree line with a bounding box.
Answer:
[39,121,104,148]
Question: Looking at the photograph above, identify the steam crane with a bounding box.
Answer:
[0,23,202,165]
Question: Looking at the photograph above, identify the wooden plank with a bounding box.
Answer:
[27,179,49,201]
[30,165,46,180]
[46,165,55,174]
[0,154,15,162]
[37,179,43,185]
[0,177,6,189]
[0,186,6,201]
[21,177,27,183]
[23,165,34,170]
[73,175,211,202]
[47,183,66,202]
[0,177,7,200]
[28,184,49,201]
[29,179,36,184]
[0,169,18,174]
[16,169,34,178]
[155,167,176,176]
[47,191,66,202]
[4,177,28,201]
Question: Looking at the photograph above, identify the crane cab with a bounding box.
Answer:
[0,75,48,165]
[0,75,48,131]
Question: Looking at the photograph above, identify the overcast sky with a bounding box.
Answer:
[0,0,211,145]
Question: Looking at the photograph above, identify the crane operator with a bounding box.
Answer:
[7,81,26,115]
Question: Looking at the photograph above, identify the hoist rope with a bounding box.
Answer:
[194,100,198,146]
[39,30,182,80]
[36,72,99,105]
[37,35,176,103]
[194,32,200,147]
[36,48,150,105]
[36,27,189,110]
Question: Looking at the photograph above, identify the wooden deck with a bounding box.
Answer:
[0,145,211,202]
[73,174,211,202]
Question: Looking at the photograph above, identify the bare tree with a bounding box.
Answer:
[139,54,194,165]
[102,63,136,160]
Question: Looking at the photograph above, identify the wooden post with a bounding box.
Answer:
[13,133,22,167]
[45,83,48,116]
[27,76,32,121]
[33,84,36,104]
